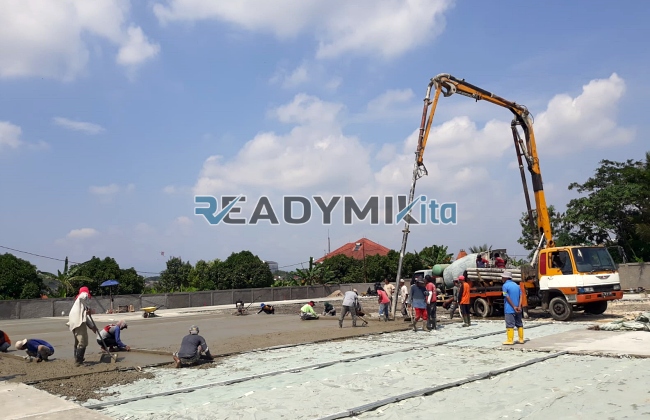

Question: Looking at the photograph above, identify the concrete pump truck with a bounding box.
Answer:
[393,74,623,321]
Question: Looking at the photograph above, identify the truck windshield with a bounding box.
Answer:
[571,247,616,273]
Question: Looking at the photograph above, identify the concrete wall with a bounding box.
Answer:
[0,281,395,320]
[619,262,650,290]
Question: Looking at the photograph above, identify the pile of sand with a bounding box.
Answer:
[327,290,343,298]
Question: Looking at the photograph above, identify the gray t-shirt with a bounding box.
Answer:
[342,291,358,307]
[178,334,208,358]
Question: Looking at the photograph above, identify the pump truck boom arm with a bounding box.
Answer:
[416,74,554,248]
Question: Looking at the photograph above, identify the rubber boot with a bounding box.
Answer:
[467,315,471,327]
[461,315,468,327]
[423,320,430,331]
[517,327,525,344]
[412,319,418,332]
[502,328,515,345]
[75,347,86,367]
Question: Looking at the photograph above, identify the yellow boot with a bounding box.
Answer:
[517,327,525,344]
[502,328,515,345]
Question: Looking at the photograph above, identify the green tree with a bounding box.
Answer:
[159,257,193,292]
[467,244,490,254]
[565,154,650,261]
[188,259,222,291]
[38,257,94,298]
[418,245,453,268]
[0,253,43,300]
[295,257,335,285]
[517,205,579,258]
[219,251,274,289]
[318,254,362,283]
[69,256,145,295]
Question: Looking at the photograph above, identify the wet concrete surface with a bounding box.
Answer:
[520,328,650,357]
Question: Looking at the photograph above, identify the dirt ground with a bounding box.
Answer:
[1,297,647,403]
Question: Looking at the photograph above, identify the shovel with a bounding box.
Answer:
[87,312,117,363]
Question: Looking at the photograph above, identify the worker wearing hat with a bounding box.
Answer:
[15,338,55,362]
[300,301,319,320]
[173,325,213,368]
[501,271,524,345]
[258,303,275,314]
[67,286,97,367]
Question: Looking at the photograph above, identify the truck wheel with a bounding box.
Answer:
[584,300,608,315]
[473,298,492,318]
[549,297,573,321]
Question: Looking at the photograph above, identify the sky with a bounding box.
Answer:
[1,0,649,277]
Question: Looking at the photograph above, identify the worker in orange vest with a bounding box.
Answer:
[458,275,471,327]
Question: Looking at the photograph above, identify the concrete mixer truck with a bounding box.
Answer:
[393,74,623,321]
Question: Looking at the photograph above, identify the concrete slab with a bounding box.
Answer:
[522,328,650,357]
[0,382,112,419]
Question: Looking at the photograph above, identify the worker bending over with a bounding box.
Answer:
[258,303,275,314]
[339,290,359,328]
[173,325,213,368]
[15,338,55,362]
[300,301,319,320]
[97,320,130,352]
[0,329,10,352]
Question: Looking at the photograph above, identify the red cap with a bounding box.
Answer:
[76,286,92,299]
[458,275,465,281]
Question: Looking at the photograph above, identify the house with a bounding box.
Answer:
[315,238,391,263]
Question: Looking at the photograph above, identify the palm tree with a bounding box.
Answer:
[38,257,93,298]
[468,244,491,254]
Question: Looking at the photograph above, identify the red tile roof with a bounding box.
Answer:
[456,249,467,260]
[315,238,391,263]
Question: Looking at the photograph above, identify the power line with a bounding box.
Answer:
[0,244,311,276]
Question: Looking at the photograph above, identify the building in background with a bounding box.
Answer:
[315,238,390,263]
[264,261,279,273]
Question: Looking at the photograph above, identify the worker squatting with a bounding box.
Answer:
[1,274,525,368]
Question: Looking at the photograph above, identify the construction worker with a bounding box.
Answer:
[377,287,390,321]
[258,303,275,314]
[323,301,336,316]
[339,290,359,328]
[399,279,409,319]
[173,325,213,368]
[0,329,10,352]
[383,279,396,308]
[501,271,524,345]
[425,275,438,330]
[449,278,460,319]
[476,254,489,268]
[14,338,54,362]
[300,301,319,320]
[97,320,130,352]
[458,275,471,327]
[494,253,506,268]
[409,278,429,331]
[67,286,98,367]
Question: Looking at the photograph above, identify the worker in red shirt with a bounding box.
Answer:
[458,275,472,327]
[377,288,390,321]
[425,275,438,330]
[494,253,506,268]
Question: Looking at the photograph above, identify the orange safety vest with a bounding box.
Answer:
[460,281,470,304]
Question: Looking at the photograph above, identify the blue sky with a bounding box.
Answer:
[1,0,648,276]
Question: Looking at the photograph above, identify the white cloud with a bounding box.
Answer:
[367,89,415,113]
[353,88,419,123]
[0,121,50,153]
[0,0,159,81]
[271,62,310,88]
[0,121,23,151]
[534,73,634,153]
[195,94,372,195]
[153,0,452,59]
[117,26,161,66]
[53,117,105,134]
[89,183,135,199]
[66,228,99,240]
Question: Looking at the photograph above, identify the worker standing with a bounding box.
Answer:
[383,279,396,309]
[458,275,471,327]
[501,271,524,345]
[409,279,429,331]
[425,275,438,330]
[399,279,409,318]
[494,253,506,268]
[377,287,390,322]
[339,290,359,328]
[68,286,98,367]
